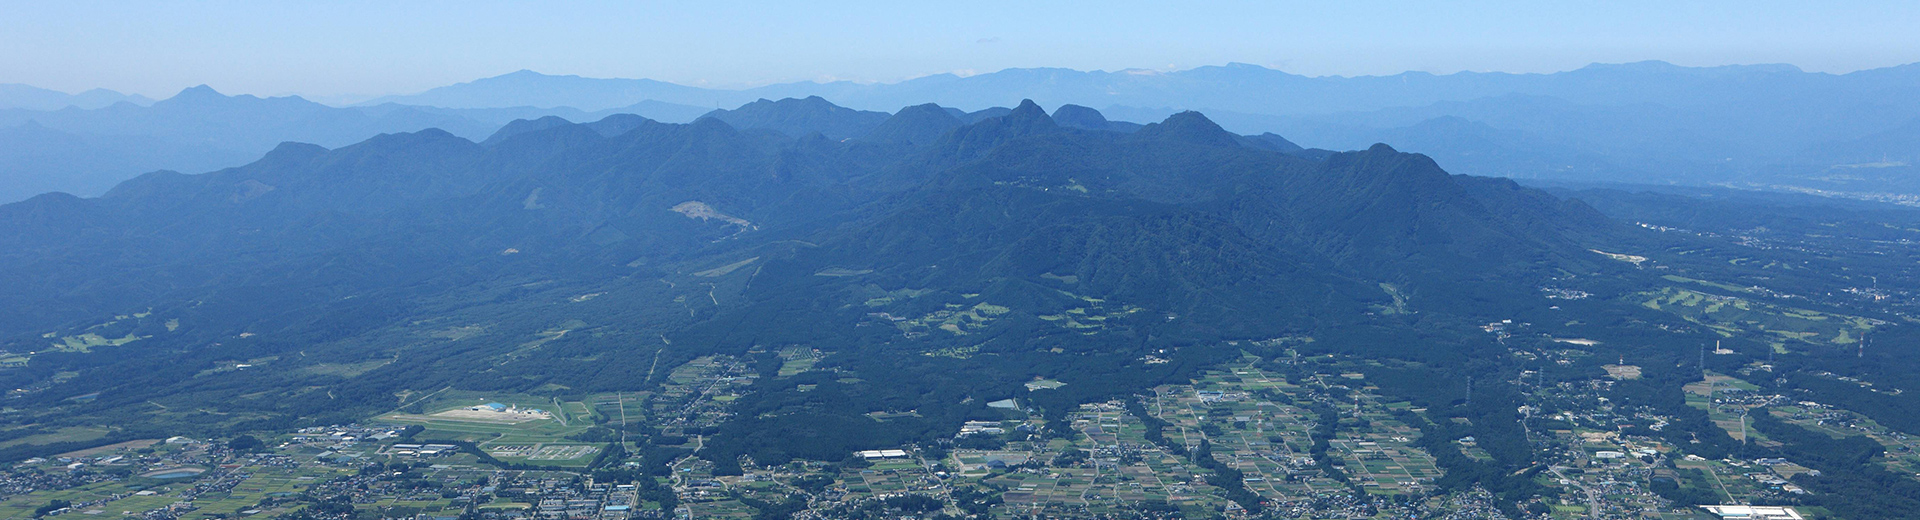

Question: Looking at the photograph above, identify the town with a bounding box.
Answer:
[0,344,1880,520]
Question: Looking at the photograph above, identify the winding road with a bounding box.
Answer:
[1549,465,1600,520]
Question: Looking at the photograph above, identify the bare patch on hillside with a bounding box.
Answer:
[672,201,756,229]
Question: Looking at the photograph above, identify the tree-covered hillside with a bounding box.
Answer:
[4,99,1920,515]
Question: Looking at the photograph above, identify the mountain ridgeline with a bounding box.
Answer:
[14,61,1920,209]
[362,63,1920,197]
[0,98,1638,479]
[0,85,714,204]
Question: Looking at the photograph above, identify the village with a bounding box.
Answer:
[0,343,1889,520]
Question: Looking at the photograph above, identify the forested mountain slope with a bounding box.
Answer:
[7,100,1918,516]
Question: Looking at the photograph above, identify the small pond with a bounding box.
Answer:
[139,467,206,479]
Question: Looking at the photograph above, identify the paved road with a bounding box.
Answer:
[1549,465,1600,520]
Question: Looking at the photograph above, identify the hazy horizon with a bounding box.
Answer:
[13,58,1920,108]
[6,0,1920,100]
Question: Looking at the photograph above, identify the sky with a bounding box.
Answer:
[4,0,1919,101]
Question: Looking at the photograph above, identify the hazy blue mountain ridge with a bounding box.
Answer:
[357,62,1920,194]
[0,85,718,204]
[14,61,1920,206]
[0,83,153,110]
[698,96,893,140]
[370,61,1920,117]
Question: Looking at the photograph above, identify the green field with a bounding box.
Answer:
[0,426,111,451]
[1638,286,1877,348]
[0,456,352,520]
[775,347,823,376]
[48,332,146,353]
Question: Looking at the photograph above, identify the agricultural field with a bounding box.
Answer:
[1154,360,1442,497]
[774,346,825,377]
[891,300,1012,337]
[1682,372,1772,444]
[1637,286,1878,349]
[0,439,358,520]
[46,332,146,353]
[923,355,1446,517]
[1035,290,1143,335]
[0,426,112,451]
[651,355,754,438]
[587,392,649,447]
[1771,399,1920,477]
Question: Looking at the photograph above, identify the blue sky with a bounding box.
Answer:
[5,0,1918,100]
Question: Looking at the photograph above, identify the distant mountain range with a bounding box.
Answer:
[366,62,1920,195]
[7,61,1920,205]
[0,83,153,111]
[370,62,1920,116]
[0,86,711,203]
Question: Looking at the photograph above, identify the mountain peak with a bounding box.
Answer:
[265,141,329,159]
[483,115,576,145]
[148,85,237,110]
[479,69,567,83]
[1008,99,1048,121]
[927,99,1060,160]
[895,103,956,118]
[1131,111,1240,147]
[686,115,740,134]
[863,103,963,146]
[171,84,226,101]
[1051,104,1109,127]
[699,97,890,139]
[354,128,472,152]
[989,99,1058,132]
[254,142,331,169]
[582,113,653,138]
[1052,104,1143,133]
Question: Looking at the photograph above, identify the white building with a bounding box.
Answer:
[855,449,909,459]
[1700,505,1803,520]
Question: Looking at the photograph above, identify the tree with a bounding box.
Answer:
[227,435,265,452]
[1051,448,1088,467]
[33,500,70,518]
